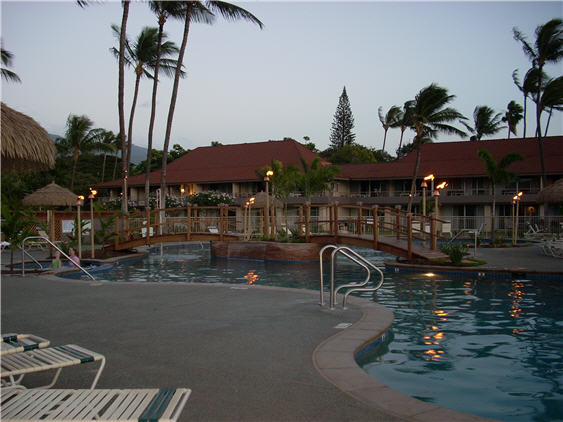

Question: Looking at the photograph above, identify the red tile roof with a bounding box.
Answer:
[97,136,563,189]
[338,136,563,180]
[98,139,328,188]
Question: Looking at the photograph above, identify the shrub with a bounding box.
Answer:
[440,242,467,265]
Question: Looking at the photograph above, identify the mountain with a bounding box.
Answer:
[49,134,148,164]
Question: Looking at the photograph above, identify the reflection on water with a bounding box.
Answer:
[69,245,563,422]
[357,274,563,422]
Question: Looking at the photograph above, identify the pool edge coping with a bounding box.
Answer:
[312,294,502,422]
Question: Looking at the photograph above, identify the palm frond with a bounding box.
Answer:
[205,1,264,29]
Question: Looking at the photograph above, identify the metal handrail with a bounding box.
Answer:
[319,244,384,309]
[21,236,96,281]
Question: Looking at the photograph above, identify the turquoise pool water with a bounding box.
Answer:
[68,244,563,421]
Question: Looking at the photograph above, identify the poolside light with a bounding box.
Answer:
[89,188,97,259]
[264,171,274,237]
[433,181,447,221]
[76,196,84,259]
[512,192,523,245]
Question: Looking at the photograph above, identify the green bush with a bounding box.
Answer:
[440,242,467,265]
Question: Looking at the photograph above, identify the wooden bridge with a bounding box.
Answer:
[112,205,448,262]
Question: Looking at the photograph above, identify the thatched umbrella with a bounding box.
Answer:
[22,182,78,247]
[1,102,56,172]
[22,182,78,207]
[537,178,563,204]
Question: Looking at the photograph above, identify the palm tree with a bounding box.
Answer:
[158,1,263,214]
[406,84,466,212]
[98,130,118,183]
[538,75,563,135]
[397,100,414,152]
[111,25,182,175]
[144,1,187,209]
[502,101,524,139]
[118,1,130,213]
[462,106,506,140]
[57,115,112,191]
[1,44,21,83]
[477,149,523,243]
[378,105,402,152]
[297,157,340,203]
[513,18,563,186]
[258,160,300,238]
[77,0,129,211]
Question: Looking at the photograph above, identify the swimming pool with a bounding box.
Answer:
[68,244,562,421]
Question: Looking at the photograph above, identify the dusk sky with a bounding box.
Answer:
[2,1,562,154]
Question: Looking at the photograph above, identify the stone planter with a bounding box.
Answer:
[210,241,322,262]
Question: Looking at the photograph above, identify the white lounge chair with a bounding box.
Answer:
[207,226,219,234]
[1,344,105,390]
[1,333,50,356]
[0,387,191,422]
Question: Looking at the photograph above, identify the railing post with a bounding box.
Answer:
[334,203,339,238]
[407,213,413,260]
[373,205,379,249]
[186,206,191,240]
[146,209,151,242]
[304,202,310,243]
[430,213,437,250]
[298,205,304,236]
[396,209,401,240]
[219,205,225,241]
[357,203,363,236]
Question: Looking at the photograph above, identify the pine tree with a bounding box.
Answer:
[329,86,356,148]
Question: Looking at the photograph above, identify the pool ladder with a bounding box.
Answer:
[21,236,96,281]
[319,245,384,310]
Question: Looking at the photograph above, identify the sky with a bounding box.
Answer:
[1,1,562,155]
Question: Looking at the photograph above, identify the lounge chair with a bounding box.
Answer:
[207,226,219,234]
[1,240,10,250]
[0,387,191,422]
[1,344,105,390]
[1,333,50,355]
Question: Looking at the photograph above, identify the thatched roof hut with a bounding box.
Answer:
[537,178,563,204]
[1,102,56,172]
[22,182,77,207]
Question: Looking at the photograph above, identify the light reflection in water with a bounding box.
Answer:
[244,270,259,285]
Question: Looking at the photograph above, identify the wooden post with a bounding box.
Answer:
[373,205,379,249]
[334,204,339,238]
[430,214,437,251]
[396,209,401,240]
[357,206,363,236]
[186,206,191,240]
[219,206,225,241]
[298,205,304,236]
[304,203,310,243]
[407,213,413,260]
[146,209,151,241]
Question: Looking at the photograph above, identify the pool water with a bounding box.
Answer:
[69,244,563,422]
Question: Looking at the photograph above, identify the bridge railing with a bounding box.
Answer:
[113,204,445,258]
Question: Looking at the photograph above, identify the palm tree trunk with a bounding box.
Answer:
[112,152,119,180]
[490,188,496,244]
[545,108,553,136]
[382,129,387,152]
[536,64,546,187]
[127,71,142,176]
[71,150,79,191]
[398,128,405,151]
[118,0,130,214]
[159,3,193,213]
[101,153,107,183]
[407,142,421,213]
[522,94,527,138]
[145,21,165,210]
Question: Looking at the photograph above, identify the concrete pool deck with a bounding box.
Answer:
[2,272,499,422]
[4,244,557,421]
